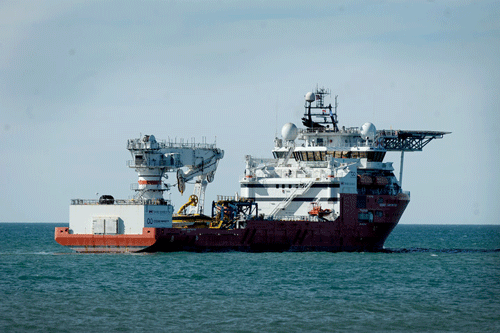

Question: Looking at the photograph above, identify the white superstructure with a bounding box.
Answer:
[69,201,174,234]
[68,135,224,236]
[240,87,447,220]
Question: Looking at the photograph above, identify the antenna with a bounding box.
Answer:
[275,98,279,138]
[302,87,336,130]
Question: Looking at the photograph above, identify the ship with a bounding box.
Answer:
[55,87,449,253]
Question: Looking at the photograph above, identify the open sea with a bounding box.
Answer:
[0,223,498,332]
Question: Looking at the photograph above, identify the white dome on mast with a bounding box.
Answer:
[360,122,377,141]
[305,92,315,103]
[281,122,298,141]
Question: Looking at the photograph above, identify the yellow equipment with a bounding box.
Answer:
[177,195,198,215]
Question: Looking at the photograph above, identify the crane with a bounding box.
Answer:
[127,135,224,215]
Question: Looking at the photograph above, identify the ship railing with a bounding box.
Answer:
[216,195,236,202]
[245,156,279,168]
[126,160,182,168]
[127,139,218,150]
[302,141,370,148]
[268,179,315,217]
[71,198,171,206]
[300,127,360,134]
[267,215,320,222]
[302,161,329,168]
[302,127,331,134]
[158,141,217,150]
[376,130,399,138]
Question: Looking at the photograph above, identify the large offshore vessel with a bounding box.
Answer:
[55,87,449,253]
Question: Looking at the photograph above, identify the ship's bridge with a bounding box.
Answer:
[273,86,450,187]
[273,127,449,163]
[272,147,386,163]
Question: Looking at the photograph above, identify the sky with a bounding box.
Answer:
[1,0,499,224]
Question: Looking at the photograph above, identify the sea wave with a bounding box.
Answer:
[384,247,500,253]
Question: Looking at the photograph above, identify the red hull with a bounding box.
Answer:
[55,227,158,253]
[55,194,409,253]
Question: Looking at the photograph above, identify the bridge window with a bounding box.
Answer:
[314,151,323,161]
[324,151,353,159]
[367,152,386,162]
[351,151,368,159]
[295,151,329,161]
[273,152,287,159]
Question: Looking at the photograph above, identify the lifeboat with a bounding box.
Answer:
[308,203,332,217]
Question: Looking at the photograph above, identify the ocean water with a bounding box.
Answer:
[0,224,498,332]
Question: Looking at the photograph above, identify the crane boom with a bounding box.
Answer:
[127,135,224,214]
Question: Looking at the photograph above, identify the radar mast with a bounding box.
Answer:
[302,86,339,132]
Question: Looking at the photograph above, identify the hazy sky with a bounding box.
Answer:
[1,0,499,224]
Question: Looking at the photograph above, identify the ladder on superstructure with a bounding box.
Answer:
[269,179,315,218]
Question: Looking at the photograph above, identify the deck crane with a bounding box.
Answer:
[127,135,224,215]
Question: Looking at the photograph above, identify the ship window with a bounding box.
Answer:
[307,152,314,161]
[375,210,384,217]
[289,184,292,189]
[276,184,279,189]
[358,211,374,223]
[352,152,368,159]
[317,138,324,146]
[273,152,288,159]
[314,151,323,161]
[367,152,386,162]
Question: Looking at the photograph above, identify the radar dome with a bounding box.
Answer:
[281,123,298,141]
[360,122,377,141]
[305,92,315,103]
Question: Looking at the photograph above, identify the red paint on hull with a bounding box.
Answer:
[55,227,157,253]
[55,194,409,253]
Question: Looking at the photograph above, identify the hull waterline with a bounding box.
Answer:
[56,194,408,253]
